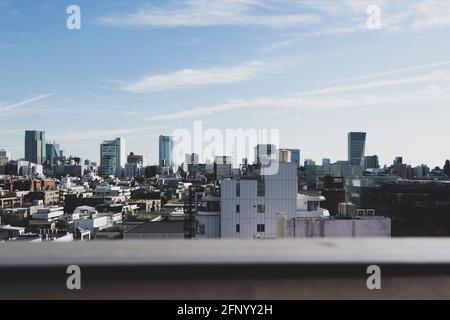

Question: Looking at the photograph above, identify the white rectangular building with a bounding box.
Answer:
[286,216,391,238]
[220,162,298,239]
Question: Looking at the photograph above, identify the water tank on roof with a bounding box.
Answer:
[278,149,291,163]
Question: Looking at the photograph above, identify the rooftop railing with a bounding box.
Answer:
[1,238,450,299]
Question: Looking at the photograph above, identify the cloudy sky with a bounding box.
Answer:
[1,0,450,167]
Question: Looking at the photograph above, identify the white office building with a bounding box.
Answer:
[195,193,221,239]
[220,162,299,239]
[193,158,329,239]
[32,206,65,220]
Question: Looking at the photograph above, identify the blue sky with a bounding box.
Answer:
[1,0,450,167]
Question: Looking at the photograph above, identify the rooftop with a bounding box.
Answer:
[125,221,184,234]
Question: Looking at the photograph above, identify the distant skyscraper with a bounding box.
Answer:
[214,155,232,180]
[127,152,144,165]
[0,149,11,158]
[100,138,125,177]
[159,135,173,168]
[415,164,430,178]
[0,149,11,166]
[288,149,300,167]
[322,158,331,174]
[364,155,379,170]
[45,142,60,167]
[185,153,199,165]
[444,160,450,177]
[125,152,144,178]
[348,132,366,166]
[25,130,45,165]
[394,157,403,166]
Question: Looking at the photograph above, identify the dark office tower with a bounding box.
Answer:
[159,135,173,168]
[394,157,403,166]
[444,160,450,177]
[364,155,379,170]
[46,142,60,167]
[25,130,46,165]
[348,132,366,166]
[127,152,144,165]
[100,138,125,177]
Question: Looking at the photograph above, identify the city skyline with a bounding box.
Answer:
[1,128,449,170]
[4,1,450,304]
[1,1,450,167]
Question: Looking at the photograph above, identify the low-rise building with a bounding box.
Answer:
[93,184,131,201]
[0,195,22,209]
[31,206,64,221]
[0,225,26,240]
[285,216,391,238]
[73,213,108,236]
[123,221,184,240]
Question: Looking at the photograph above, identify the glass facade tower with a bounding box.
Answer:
[348,132,366,166]
[25,130,46,165]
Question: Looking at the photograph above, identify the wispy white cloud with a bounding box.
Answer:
[53,126,170,141]
[263,0,450,50]
[301,71,450,95]
[319,0,450,32]
[97,0,320,28]
[97,0,450,55]
[262,25,365,51]
[0,93,54,113]
[146,66,450,120]
[327,59,450,84]
[147,85,450,121]
[387,0,450,31]
[120,61,269,93]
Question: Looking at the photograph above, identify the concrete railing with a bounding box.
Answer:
[1,238,450,299]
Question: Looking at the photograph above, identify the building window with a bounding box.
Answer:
[307,201,319,212]
[236,183,240,197]
[257,204,265,213]
[196,221,205,235]
[236,224,240,233]
[257,224,265,233]
[236,204,240,213]
[257,178,265,196]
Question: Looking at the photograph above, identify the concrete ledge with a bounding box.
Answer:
[1,238,450,267]
[2,239,450,299]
